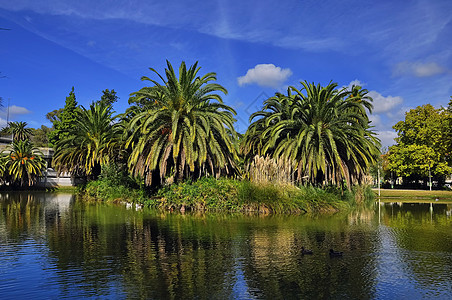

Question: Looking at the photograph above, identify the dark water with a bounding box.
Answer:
[0,193,451,299]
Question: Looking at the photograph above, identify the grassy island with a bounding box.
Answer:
[2,61,381,213]
[82,176,375,214]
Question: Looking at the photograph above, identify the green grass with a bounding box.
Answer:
[79,174,375,214]
[149,177,372,214]
[374,188,452,203]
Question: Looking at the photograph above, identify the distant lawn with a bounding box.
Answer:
[374,189,452,203]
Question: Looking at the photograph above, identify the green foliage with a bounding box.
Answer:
[83,163,147,202]
[388,104,452,182]
[30,125,51,147]
[126,60,239,186]
[53,101,121,179]
[151,177,367,214]
[46,108,63,123]
[241,81,380,187]
[153,177,241,211]
[84,179,147,203]
[48,87,78,147]
[237,181,302,213]
[2,140,45,186]
[98,89,118,108]
[6,121,32,141]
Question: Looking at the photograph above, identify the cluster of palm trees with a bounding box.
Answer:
[242,82,380,186]
[2,60,380,188]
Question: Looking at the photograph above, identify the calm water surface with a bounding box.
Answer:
[0,192,451,299]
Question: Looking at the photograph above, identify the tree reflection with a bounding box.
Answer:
[1,194,451,298]
[379,203,452,294]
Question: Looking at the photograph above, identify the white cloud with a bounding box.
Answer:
[0,105,32,119]
[368,113,382,129]
[393,61,447,77]
[238,64,292,88]
[343,80,403,114]
[0,117,7,129]
[9,105,32,115]
[368,91,403,114]
[347,79,366,89]
[376,130,398,148]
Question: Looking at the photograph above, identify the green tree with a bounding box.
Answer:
[53,101,119,179]
[5,121,32,141]
[48,87,78,147]
[126,60,239,185]
[30,125,52,147]
[2,140,45,186]
[388,104,452,186]
[46,108,63,123]
[98,89,118,108]
[242,81,380,187]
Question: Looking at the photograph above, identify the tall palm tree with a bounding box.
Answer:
[126,60,239,185]
[244,81,380,187]
[6,121,32,141]
[53,101,120,179]
[241,89,301,159]
[3,140,45,186]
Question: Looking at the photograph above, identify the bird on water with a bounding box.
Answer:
[329,249,343,257]
[301,246,313,255]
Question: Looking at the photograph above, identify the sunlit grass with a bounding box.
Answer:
[375,189,452,202]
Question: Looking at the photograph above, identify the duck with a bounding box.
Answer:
[329,249,343,257]
[301,246,313,255]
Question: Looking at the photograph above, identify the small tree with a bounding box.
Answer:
[6,121,32,141]
[3,140,45,186]
[48,87,78,147]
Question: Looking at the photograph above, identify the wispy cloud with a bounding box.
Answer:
[0,105,32,127]
[3,0,451,58]
[393,61,447,77]
[238,64,292,88]
[0,105,31,118]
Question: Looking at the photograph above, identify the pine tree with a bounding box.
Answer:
[48,87,78,147]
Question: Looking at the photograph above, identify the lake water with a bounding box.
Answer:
[0,192,451,299]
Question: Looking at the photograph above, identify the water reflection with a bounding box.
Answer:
[376,201,452,298]
[0,193,451,299]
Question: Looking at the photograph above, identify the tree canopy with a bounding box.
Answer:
[98,89,118,108]
[48,87,78,147]
[242,81,380,187]
[126,60,239,185]
[387,104,452,185]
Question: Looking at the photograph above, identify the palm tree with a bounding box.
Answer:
[241,89,300,159]
[53,101,120,179]
[348,85,373,113]
[126,60,239,185]
[244,81,380,187]
[6,121,32,141]
[3,140,45,186]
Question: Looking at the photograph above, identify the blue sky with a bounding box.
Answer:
[1,0,451,148]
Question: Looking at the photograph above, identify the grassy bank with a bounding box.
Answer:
[375,189,452,203]
[83,175,374,214]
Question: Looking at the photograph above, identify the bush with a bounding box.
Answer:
[152,178,362,214]
[80,171,374,214]
[151,177,241,211]
[83,163,147,203]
